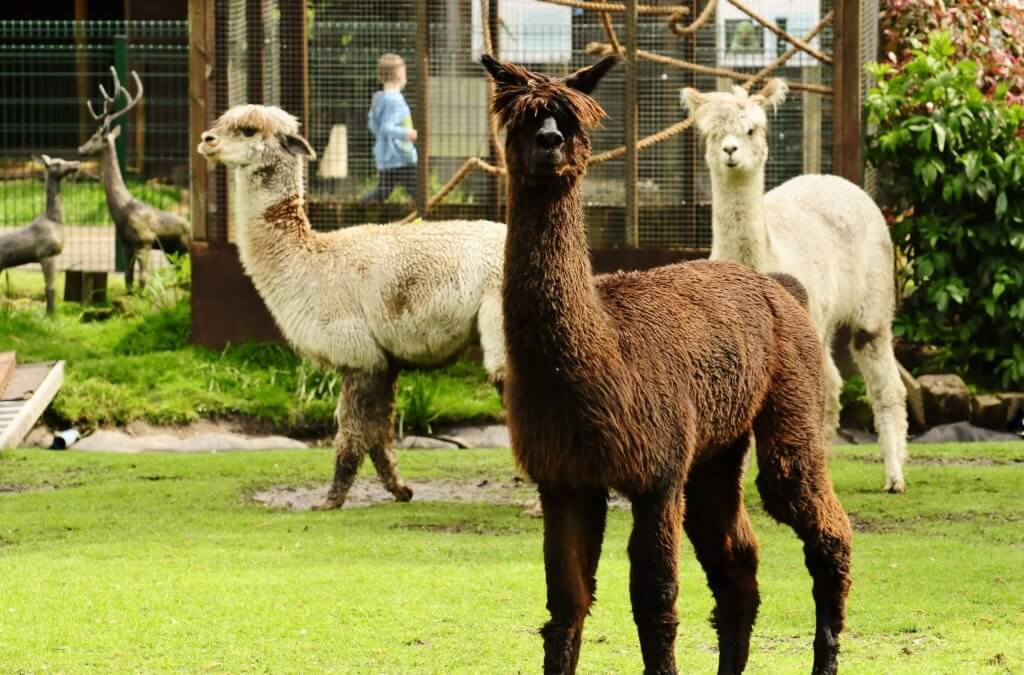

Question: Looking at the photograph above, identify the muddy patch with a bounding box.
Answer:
[253,479,632,512]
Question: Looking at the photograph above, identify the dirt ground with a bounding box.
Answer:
[252,479,632,512]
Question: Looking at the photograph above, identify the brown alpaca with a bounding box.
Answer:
[482,54,852,675]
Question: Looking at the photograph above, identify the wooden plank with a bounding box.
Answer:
[803,65,822,174]
[188,0,214,242]
[246,0,268,103]
[833,0,862,185]
[0,362,64,450]
[623,0,639,246]
[0,352,15,395]
[415,0,431,217]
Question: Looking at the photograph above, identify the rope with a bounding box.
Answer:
[741,10,834,91]
[396,157,505,224]
[540,0,690,17]
[479,0,507,169]
[590,118,695,165]
[599,11,623,54]
[667,0,718,36]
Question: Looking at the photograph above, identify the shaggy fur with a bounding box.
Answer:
[682,81,910,493]
[0,155,79,313]
[198,104,506,508]
[484,54,852,675]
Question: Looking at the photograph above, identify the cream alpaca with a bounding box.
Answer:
[682,81,909,493]
[198,104,506,508]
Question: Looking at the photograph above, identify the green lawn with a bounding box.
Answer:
[1,442,1021,673]
[0,176,185,226]
[0,269,502,433]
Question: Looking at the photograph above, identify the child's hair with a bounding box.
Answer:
[377,53,406,85]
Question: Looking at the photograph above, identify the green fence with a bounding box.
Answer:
[0,20,189,273]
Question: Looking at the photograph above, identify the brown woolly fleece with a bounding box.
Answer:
[482,54,852,675]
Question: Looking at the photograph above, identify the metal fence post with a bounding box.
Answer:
[113,33,128,272]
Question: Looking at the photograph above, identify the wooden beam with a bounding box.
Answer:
[0,352,15,395]
[0,362,65,450]
[833,0,862,185]
[624,0,639,246]
[187,0,214,242]
[246,0,268,103]
[415,0,431,217]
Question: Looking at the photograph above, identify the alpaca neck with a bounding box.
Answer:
[709,167,770,269]
[232,158,318,280]
[100,137,133,213]
[504,175,617,386]
[43,174,64,224]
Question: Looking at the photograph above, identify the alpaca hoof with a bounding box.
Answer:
[883,478,906,494]
[393,484,414,502]
[314,494,347,510]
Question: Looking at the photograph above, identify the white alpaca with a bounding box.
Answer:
[682,80,909,493]
[198,104,506,508]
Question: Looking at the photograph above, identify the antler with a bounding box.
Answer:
[86,66,144,127]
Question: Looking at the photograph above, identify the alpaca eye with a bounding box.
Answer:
[239,126,258,137]
[747,128,755,136]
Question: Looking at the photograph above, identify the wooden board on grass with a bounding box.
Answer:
[0,361,65,449]
[0,351,15,394]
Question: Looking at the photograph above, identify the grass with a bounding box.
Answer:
[0,441,1022,672]
[0,269,502,433]
[0,175,185,226]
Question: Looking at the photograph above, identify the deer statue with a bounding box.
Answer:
[0,155,80,314]
[78,67,191,291]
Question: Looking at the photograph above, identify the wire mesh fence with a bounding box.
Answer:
[202,0,847,253]
[0,20,188,273]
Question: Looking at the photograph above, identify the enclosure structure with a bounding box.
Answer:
[0,19,189,273]
[188,0,876,347]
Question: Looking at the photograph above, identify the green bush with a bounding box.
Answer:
[865,32,1024,387]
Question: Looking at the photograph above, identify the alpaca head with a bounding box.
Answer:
[38,154,80,182]
[681,79,787,178]
[197,104,315,172]
[481,54,617,185]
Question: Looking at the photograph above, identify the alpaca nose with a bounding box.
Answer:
[536,120,564,150]
[202,132,217,144]
[723,143,738,157]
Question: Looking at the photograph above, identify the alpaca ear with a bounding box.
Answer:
[563,55,619,94]
[680,87,708,115]
[279,133,317,160]
[39,154,52,166]
[752,78,788,110]
[480,54,526,87]
[108,125,122,140]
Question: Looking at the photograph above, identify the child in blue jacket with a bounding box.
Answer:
[362,53,418,202]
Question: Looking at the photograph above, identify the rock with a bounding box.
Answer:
[897,362,927,430]
[441,424,511,449]
[918,374,971,426]
[22,425,54,449]
[836,428,879,445]
[74,429,306,453]
[972,392,1024,431]
[395,435,460,449]
[913,421,1022,444]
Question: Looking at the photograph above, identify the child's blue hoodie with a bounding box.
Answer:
[367,90,417,170]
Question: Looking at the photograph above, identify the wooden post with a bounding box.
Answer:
[487,0,503,223]
[833,0,862,185]
[246,0,268,103]
[280,0,309,206]
[415,0,431,217]
[188,0,214,242]
[802,66,822,174]
[624,0,639,247]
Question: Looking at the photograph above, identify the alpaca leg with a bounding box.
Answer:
[629,486,684,675]
[538,483,608,675]
[822,349,842,444]
[320,369,402,509]
[40,256,57,314]
[136,244,151,290]
[363,367,413,502]
[683,437,760,674]
[851,327,909,493]
[477,290,506,388]
[754,397,852,675]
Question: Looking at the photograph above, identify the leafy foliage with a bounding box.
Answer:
[880,0,1024,103]
[865,33,1024,386]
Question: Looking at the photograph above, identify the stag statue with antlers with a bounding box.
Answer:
[78,67,191,291]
